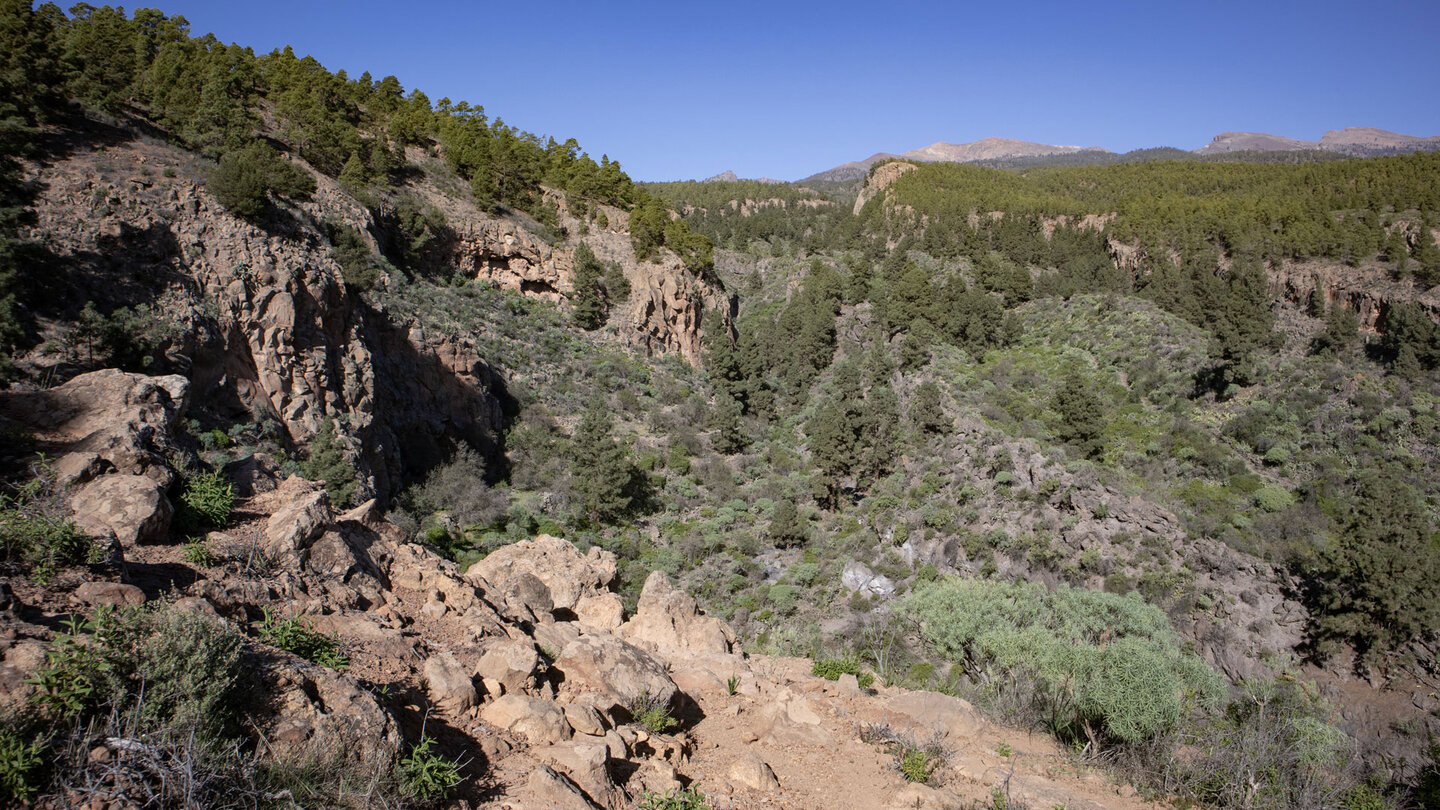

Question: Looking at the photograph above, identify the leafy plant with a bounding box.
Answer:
[628,690,677,734]
[397,735,463,802]
[174,470,235,532]
[726,674,740,696]
[0,459,98,579]
[0,728,46,802]
[811,655,875,688]
[257,609,349,669]
[182,537,214,567]
[638,787,710,810]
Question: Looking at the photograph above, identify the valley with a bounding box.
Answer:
[0,4,1439,809]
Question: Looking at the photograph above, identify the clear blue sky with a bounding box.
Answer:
[143,0,1440,181]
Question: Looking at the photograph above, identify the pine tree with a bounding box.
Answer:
[338,150,368,191]
[1052,372,1105,458]
[301,418,359,508]
[711,391,747,454]
[570,242,605,329]
[910,381,947,436]
[570,405,636,524]
[768,499,807,548]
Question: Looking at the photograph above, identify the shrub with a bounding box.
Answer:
[901,578,1225,745]
[860,723,946,785]
[397,736,463,802]
[174,471,235,532]
[638,787,710,810]
[1254,485,1294,513]
[627,691,676,734]
[811,655,875,688]
[301,418,360,508]
[209,141,316,219]
[0,728,46,803]
[0,463,97,579]
[258,609,349,669]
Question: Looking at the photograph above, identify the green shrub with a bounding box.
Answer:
[183,537,214,566]
[397,736,463,802]
[0,465,97,579]
[812,655,875,688]
[258,609,349,669]
[0,728,45,804]
[209,141,316,219]
[638,787,710,810]
[1254,485,1294,513]
[175,471,235,532]
[901,578,1224,745]
[132,609,243,739]
[627,691,677,734]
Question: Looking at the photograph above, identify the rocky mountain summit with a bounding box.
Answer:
[1196,127,1440,156]
[0,368,1161,809]
[801,138,1109,183]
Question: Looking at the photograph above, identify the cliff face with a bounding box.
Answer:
[19,123,721,496]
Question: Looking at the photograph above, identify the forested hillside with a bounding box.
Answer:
[2,3,1440,809]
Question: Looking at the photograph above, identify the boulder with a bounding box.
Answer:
[257,652,402,768]
[536,740,627,810]
[727,751,780,792]
[3,370,188,489]
[481,694,573,743]
[749,689,834,747]
[841,561,895,597]
[618,571,734,654]
[503,571,554,623]
[575,592,625,632]
[520,765,602,810]
[465,534,617,612]
[263,478,332,558]
[473,638,541,695]
[424,652,478,716]
[885,691,983,739]
[69,474,171,546]
[563,703,608,737]
[74,581,146,608]
[552,632,678,716]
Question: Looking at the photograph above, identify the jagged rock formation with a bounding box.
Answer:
[1197,127,1440,156]
[20,124,727,495]
[0,383,1167,810]
[853,161,918,215]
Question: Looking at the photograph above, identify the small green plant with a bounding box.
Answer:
[175,470,235,532]
[0,728,46,803]
[726,674,741,696]
[899,745,932,783]
[811,655,875,688]
[183,537,214,567]
[397,735,463,802]
[0,459,98,579]
[628,691,677,734]
[996,741,1013,758]
[638,787,710,810]
[258,609,349,669]
[25,613,117,719]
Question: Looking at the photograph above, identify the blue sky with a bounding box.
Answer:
[147,0,1440,181]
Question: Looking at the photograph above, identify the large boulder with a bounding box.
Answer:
[424,652,478,717]
[618,571,734,654]
[473,638,541,696]
[552,632,677,716]
[466,535,617,613]
[481,694,573,744]
[263,477,332,559]
[0,370,188,489]
[69,473,171,547]
[254,651,401,768]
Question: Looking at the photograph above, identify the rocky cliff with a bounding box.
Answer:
[18,120,727,495]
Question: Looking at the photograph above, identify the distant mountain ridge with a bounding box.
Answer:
[1197,127,1440,156]
[702,170,785,184]
[800,137,1109,183]
[797,127,1440,184]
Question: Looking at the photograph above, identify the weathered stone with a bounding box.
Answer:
[69,474,170,546]
[552,632,678,716]
[575,592,624,632]
[256,652,401,769]
[563,702,608,736]
[841,561,895,597]
[222,453,281,496]
[424,652,477,717]
[263,478,332,558]
[749,689,833,747]
[536,740,626,810]
[474,637,540,695]
[465,535,616,611]
[885,691,983,739]
[74,581,146,607]
[727,751,780,792]
[503,571,554,623]
[520,765,602,810]
[618,571,734,654]
[481,694,572,743]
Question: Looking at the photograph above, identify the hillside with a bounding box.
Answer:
[2,5,1440,810]
[798,138,1109,184]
